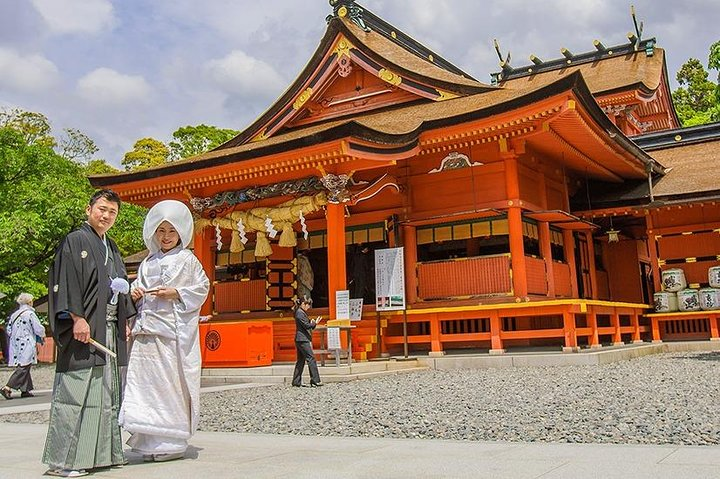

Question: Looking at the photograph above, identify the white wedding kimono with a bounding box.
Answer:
[119,246,209,454]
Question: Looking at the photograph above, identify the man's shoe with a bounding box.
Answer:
[0,387,11,400]
[21,391,34,398]
[310,382,324,387]
[291,383,302,387]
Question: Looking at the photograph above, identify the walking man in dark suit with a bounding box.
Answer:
[291,297,324,387]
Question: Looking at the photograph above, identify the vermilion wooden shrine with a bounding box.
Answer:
[91,1,720,364]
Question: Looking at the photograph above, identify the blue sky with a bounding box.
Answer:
[1,0,718,167]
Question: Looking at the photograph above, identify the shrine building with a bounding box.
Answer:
[90,0,720,364]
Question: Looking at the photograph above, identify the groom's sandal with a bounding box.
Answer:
[44,469,88,477]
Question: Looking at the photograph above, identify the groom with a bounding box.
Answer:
[42,189,134,477]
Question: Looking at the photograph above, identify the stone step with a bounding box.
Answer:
[201,358,423,378]
[201,363,428,386]
[202,367,429,386]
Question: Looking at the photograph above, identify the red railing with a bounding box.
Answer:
[526,256,548,295]
[417,254,512,299]
[553,262,573,297]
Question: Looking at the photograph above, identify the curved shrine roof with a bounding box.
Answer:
[500,47,666,96]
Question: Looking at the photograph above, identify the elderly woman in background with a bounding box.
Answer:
[119,200,209,462]
[1,293,46,400]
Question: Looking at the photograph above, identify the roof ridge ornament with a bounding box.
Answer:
[628,5,643,51]
[328,0,370,32]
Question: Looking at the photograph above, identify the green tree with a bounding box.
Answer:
[672,41,720,126]
[0,125,90,317]
[84,159,119,175]
[59,128,99,163]
[168,124,238,161]
[122,137,170,171]
[0,110,147,318]
[110,202,147,257]
[0,109,55,148]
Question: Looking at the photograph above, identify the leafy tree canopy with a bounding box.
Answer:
[121,137,170,171]
[168,124,238,161]
[672,41,720,126]
[0,109,146,320]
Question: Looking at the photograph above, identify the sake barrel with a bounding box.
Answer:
[661,268,687,292]
[653,291,678,312]
[677,289,701,312]
[709,266,720,288]
[699,288,720,311]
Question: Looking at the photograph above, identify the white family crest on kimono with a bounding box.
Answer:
[7,304,45,367]
[119,199,210,458]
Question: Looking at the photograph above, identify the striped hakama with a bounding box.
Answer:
[42,320,125,470]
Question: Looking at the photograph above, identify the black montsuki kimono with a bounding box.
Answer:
[48,222,133,372]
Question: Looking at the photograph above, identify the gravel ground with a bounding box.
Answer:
[3,352,720,445]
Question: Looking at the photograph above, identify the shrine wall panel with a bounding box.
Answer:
[409,162,506,215]
[651,207,708,229]
[518,165,542,207]
[546,183,566,210]
[657,231,720,260]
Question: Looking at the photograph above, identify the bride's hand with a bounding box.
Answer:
[153,286,180,300]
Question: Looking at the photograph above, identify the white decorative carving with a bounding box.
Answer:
[429,152,483,174]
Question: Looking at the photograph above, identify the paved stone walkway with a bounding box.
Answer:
[2,423,720,478]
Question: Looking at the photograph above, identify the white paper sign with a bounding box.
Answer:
[349,298,364,321]
[327,327,341,350]
[335,290,350,320]
[374,247,406,311]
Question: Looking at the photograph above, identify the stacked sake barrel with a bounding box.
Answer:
[653,267,720,312]
[653,269,684,312]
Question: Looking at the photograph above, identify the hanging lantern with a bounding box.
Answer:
[606,216,619,243]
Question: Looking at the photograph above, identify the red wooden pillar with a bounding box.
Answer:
[429,313,443,355]
[562,230,579,297]
[489,312,505,354]
[326,203,347,319]
[537,174,555,297]
[562,311,578,352]
[646,213,662,293]
[611,312,623,345]
[585,230,598,299]
[402,225,418,305]
[588,312,600,348]
[508,207,528,298]
[538,222,555,297]
[503,153,527,298]
[193,226,215,316]
[651,317,662,342]
[709,313,719,340]
[631,313,642,343]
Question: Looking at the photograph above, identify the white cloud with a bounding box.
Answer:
[30,0,116,35]
[0,47,59,92]
[204,50,286,98]
[76,68,152,107]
